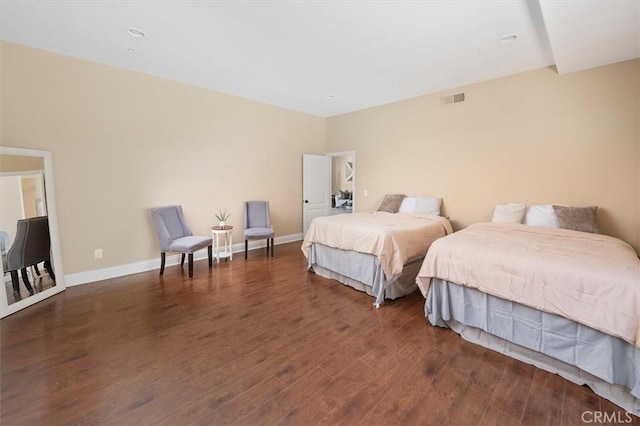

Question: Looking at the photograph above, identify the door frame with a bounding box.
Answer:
[326,151,356,212]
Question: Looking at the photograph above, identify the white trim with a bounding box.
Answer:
[325,150,354,157]
[326,150,356,211]
[65,232,304,287]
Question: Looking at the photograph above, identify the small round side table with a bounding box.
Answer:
[211,225,233,263]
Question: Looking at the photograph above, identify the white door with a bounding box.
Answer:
[302,154,331,235]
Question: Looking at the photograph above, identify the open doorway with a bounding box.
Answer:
[327,151,355,215]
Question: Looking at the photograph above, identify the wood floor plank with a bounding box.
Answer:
[563,381,601,413]
[479,405,521,426]
[400,360,471,426]
[521,394,562,426]
[445,349,503,426]
[356,349,448,425]
[194,376,285,425]
[316,363,406,425]
[488,356,536,421]
[276,359,377,425]
[236,367,333,424]
[528,368,566,407]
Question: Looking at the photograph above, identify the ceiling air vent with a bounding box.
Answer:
[441,92,465,107]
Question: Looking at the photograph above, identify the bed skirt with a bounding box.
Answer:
[426,278,640,416]
[307,243,421,307]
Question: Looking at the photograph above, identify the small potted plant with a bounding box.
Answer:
[216,209,231,228]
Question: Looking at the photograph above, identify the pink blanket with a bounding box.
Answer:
[416,222,640,347]
[302,212,452,281]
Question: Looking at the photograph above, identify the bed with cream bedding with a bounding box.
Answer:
[416,222,640,415]
[302,211,452,307]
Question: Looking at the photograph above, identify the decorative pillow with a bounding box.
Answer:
[524,204,559,228]
[398,197,417,213]
[492,203,526,223]
[378,194,406,213]
[552,205,599,233]
[415,196,442,215]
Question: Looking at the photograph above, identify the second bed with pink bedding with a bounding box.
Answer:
[416,222,640,414]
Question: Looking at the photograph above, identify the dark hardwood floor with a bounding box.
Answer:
[1,242,637,425]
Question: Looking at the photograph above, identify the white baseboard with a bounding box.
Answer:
[65,233,303,287]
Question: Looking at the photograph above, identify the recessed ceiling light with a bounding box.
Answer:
[127,27,145,38]
[325,94,335,100]
[499,34,518,44]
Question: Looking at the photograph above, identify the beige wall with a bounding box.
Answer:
[1,42,326,274]
[0,154,44,172]
[327,60,640,253]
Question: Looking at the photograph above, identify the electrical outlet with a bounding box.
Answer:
[94,249,103,259]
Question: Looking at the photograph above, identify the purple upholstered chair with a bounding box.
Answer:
[244,201,274,259]
[150,205,212,278]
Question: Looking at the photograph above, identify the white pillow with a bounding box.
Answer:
[415,196,442,215]
[398,197,417,213]
[524,204,560,228]
[492,203,526,223]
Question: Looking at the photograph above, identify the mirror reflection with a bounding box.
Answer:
[0,154,57,304]
[331,154,354,215]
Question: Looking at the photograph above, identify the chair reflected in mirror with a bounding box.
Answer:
[5,216,56,298]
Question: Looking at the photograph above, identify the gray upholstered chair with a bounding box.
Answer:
[244,200,274,259]
[5,216,55,295]
[150,205,212,278]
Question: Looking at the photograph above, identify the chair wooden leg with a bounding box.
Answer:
[10,271,20,293]
[20,268,34,295]
[245,240,248,260]
[266,239,270,254]
[44,259,56,281]
[208,246,213,268]
[188,253,194,278]
[33,264,41,276]
[160,252,166,275]
[181,253,186,266]
[271,238,274,257]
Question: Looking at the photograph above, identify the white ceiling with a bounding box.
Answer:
[1,1,638,117]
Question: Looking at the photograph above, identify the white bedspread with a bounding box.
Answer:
[416,222,640,347]
[302,212,452,281]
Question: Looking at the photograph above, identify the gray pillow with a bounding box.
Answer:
[552,205,599,234]
[378,194,406,213]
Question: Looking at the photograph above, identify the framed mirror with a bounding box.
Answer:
[0,146,65,318]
